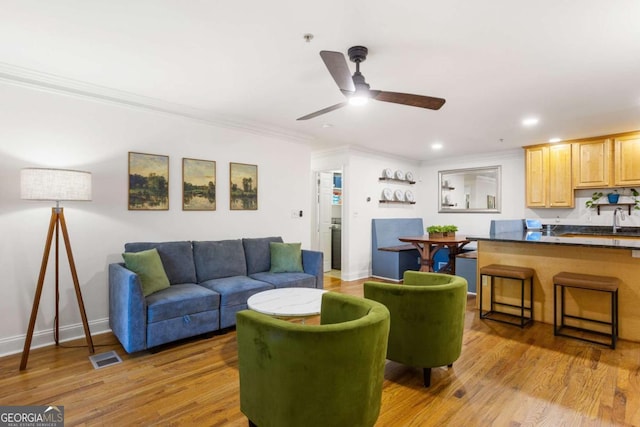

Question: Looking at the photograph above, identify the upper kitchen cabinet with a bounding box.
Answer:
[525,143,573,208]
[572,138,611,188]
[525,145,547,207]
[614,133,640,186]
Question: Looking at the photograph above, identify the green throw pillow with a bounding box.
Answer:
[270,242,304,273]
[122,248,171,296]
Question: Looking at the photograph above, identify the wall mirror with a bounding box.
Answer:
[439,166,501,213]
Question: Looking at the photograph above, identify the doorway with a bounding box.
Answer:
[316,170,343,278]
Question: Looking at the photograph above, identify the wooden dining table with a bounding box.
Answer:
[398,235,470,274]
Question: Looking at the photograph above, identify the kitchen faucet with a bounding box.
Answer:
[612,207,625,233]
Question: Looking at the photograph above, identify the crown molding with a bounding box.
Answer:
[0,61,314,144]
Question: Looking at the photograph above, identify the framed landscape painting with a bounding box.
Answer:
[183,158,216,211]
[128,152,169,210]
[230,162,258,210]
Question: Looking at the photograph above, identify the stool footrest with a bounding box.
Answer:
[481,310,533,327]
[555,325,616,348]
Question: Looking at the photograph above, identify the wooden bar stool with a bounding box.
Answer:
[479,264,534,327]
[553,272,619,349]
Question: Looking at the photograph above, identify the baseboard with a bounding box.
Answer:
[340,269,371,282]
[0,317,111,358]
[370,275,402,283]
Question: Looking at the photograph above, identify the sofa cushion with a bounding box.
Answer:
[243,236,283,274]
[146,283,220,323]
[199,276,273,307]
[270,242,304,273]
[122,248,171,296]
[250,272,316,289]
[193,239,247,281]
[124,241,197,285]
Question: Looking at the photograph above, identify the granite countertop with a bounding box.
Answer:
[466,225,640,250]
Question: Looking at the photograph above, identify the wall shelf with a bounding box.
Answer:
[379,200,416,205]
[379,177,415,184]
[594,203,635,215]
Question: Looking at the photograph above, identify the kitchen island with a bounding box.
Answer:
[468,228,640,342]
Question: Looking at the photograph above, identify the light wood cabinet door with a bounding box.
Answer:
[573,138,611,188]
[525,144,573,208]
[614,134,640,186]
[525,146,547,207]
[548,143,573,207]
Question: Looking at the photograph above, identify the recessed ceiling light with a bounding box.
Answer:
[322,123,333,128]
[548,137,562,143]
[522,117,539,127]
[431,143,443,150]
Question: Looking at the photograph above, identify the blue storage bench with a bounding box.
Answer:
[371,218,423,281]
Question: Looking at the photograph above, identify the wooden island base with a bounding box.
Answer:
[477,240,640,342]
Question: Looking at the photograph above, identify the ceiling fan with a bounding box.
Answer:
[297,46,446,121]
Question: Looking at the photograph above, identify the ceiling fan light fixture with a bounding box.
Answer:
[349,94,369,106]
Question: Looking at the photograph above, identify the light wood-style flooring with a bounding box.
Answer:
[2,275,640,426]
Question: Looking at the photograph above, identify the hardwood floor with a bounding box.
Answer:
[2,275,640,426]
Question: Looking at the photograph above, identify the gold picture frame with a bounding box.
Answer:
[230,162,258,210]
[128,152,169,210]
[182,158,216,211]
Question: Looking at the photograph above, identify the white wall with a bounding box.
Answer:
[312,148,422,281]
[420,149,525,237]
[422,148,640,237]
[0,82,312,356]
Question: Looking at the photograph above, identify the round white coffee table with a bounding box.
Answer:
[247,288,328,321]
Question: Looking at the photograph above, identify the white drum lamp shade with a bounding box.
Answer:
[21,168,92,201]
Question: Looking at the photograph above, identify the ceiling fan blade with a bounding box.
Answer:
[297,102,348,121]
[372,91,446,110]
[320,51,355,93]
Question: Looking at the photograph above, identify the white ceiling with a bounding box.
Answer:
[2,1,640,161]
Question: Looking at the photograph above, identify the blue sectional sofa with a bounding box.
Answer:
[109,236,323,353]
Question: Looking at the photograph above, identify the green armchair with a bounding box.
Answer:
[236,292,390,427]
[364,271,467,387]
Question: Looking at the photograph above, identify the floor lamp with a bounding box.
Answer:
[20,168,95,370]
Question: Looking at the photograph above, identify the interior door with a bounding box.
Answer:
[318,172,333,272]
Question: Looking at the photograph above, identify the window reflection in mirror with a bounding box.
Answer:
[439,166,501,213]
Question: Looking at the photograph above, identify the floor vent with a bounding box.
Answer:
[89,350,123,369]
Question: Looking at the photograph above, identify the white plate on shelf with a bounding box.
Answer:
[382,188,393,200]
[394,189,404,201]
[405,190,415,202]
[405,171,414,182]
[383,168,393,179]
[395,170,404,180]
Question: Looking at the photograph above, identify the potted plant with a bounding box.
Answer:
[585,191,604,209]
[607,190,620,204]
[426,224,458,238]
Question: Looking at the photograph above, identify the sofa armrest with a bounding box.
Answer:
[109,263,147,353]
[302,249,324,289]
